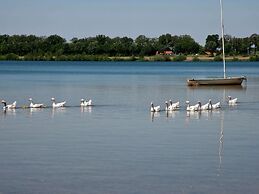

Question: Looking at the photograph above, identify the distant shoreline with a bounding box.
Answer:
[0,54,257,62]
[1,34,258,62]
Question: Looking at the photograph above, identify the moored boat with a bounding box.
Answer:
[187,76,246,86]
[187,0,247,86]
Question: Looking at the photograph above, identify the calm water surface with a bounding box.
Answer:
[0,61,259,194]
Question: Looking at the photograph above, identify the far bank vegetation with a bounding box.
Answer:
[0,33,258,62]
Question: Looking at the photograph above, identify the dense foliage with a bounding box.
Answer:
[205,33,259,56]
[0,33,258,61]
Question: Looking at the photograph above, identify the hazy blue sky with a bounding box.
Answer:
[0,0,258,45]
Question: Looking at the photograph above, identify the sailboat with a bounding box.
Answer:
[187,0,246,86]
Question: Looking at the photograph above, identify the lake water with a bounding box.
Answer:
[0,61,259,194]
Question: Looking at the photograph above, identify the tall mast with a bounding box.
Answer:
[220,0,226,78]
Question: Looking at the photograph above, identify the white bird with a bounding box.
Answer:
[228,96,237,105]
[209,99,221,109]
[186,101,200,111]
[169,99,180,110]
[1,100,16,111]
[29,98,44,108]
[80,99,92,107]
[51,97,66,108]
[165,101,172,111]
[150,102,160,112]
[198,101,210,110]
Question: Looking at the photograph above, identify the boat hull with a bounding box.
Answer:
[187,76,246,86]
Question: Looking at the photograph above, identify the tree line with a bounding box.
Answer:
[0,33,258,61]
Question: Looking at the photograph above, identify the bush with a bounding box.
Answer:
[111,57,125,61]
[137,56,146,62]
[153,55,171,61]
[5,53,19,60]
[23,54,45,61]
[232,57,239,62]
[56,55,69,61]
[128,56,138,61]
[0,55,6,60]
[192,56,200,62]
[249,55,259,61]
[214,56,223,61]
[173,55,186,62]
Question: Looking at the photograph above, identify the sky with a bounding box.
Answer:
[0,0,258,45]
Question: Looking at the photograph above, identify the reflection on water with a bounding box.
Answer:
[185,110,220,123]
[150,111,160,122]
[150,109,222,123]
[166,110,179,119]
[187,84,247,91]
[51,107,67,118]
[29,107,44,116]
[218,112,224,175]
[80,106,92,113]
[1,108,16,117]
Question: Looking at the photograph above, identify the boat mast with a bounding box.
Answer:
[220,0,226,78]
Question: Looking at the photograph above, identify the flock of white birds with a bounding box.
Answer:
[1,98,92,111]
[150,96,238,112]
[1,96,238,113]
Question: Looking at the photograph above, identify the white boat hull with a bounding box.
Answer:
[187,76,246,86]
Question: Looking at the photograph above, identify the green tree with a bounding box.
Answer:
[174,35,200,54]
[250,34,258,55]
[158,33,173,51]
[205,34,219,55]
[135,35,157,56]
[42,35,66,54]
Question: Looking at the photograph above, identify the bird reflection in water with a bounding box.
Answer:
[150,111,160,122]
[51,107,66,118]
[2,108,16,117]
[29,107,43,116]
[81,106,92,113]
[186,111,201,122]
[166,110,179,119]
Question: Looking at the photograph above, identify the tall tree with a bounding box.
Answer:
[205,34,219,55]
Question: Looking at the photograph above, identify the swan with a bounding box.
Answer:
[228,96,237,105]
[80,99,92,107]
[186,101,200,111]
[150,102,160,112]
[209,99,221,109]
[29,98,44,108]
[51,97,66,108]
[169,99,180,110]
[1,100,16,110]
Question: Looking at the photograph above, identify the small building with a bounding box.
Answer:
[156,50,174,55]
[163,50,174,55]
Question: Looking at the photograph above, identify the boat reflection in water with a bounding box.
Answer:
[187,84,246,90]
[218,111,224,176]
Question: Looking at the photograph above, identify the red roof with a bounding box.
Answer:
[164,51,173,55]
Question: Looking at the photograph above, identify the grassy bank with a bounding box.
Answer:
[0,54,258,62]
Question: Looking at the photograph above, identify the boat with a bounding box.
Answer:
[187,76,246,86]
[187,0,247,86]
